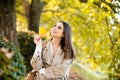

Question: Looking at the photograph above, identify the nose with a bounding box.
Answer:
[53,26,57,30]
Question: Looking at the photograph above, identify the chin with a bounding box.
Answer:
[51,35,55,37]
[51,33,56,36]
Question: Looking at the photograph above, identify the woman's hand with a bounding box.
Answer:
[34,35,41,45]
[25,69,39,80]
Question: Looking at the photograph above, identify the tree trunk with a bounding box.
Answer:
[0,0,19,46]
[28,0,46,33]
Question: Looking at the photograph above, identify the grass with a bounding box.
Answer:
[71,60,109,80]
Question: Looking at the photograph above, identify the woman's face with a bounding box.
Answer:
[51,22,64,38]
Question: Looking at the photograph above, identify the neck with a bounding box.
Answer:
[52,38,61,47]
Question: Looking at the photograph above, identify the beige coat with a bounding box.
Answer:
[30,40,72,80]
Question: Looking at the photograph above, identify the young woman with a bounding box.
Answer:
[26,21,75,80]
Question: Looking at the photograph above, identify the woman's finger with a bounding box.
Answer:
[34,35,41,45]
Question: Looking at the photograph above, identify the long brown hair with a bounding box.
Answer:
[59,21,75,59]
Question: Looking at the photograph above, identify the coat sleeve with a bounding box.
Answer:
[44,59,73,79]
[30,42,43,70]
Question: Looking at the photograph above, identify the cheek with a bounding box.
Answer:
[59,30,64,36]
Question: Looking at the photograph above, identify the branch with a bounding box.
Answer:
[16,10,27,17]
[42,10,59,13]
[93,1,118,13]
[102,1,117,13]
[79,0,88,3]
[105,17,114,47]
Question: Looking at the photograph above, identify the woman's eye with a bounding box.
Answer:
[58,26,62,29]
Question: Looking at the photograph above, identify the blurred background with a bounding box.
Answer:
[0,0,120,80]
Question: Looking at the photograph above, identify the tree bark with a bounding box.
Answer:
[28,0,46,33]
[0,0,19,46]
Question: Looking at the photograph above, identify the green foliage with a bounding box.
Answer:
[0,51,10,69]
[3,52,26,80]
[0,37,26,80]
[17,31,36,72]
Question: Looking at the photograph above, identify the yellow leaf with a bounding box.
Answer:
[39,27,47,38]
[106,0,112,3]
[91,61,97,69]
[94,42,99,47]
